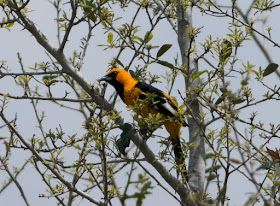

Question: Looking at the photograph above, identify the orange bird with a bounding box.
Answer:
[99,68,188,180]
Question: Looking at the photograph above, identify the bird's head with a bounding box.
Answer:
[99,68,137,86]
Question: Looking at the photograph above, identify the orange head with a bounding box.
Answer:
[99,68,138,87]
[99,68,138,100]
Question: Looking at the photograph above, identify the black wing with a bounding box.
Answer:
[135,82,178,118]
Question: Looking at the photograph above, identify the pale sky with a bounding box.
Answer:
[0,1,280,205]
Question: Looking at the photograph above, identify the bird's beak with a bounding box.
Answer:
[98,75,111,82]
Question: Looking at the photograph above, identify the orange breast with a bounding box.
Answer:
[123,86,141,106]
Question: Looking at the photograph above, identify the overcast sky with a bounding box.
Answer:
[0,1,280,205]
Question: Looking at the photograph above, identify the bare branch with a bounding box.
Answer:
[0,93,93,102]
[0,70,63,77]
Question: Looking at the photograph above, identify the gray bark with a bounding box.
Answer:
[176,4,206,194]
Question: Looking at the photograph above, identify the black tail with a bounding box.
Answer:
[172,139,188,182]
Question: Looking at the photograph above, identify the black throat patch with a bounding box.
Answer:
[109,80,125,101]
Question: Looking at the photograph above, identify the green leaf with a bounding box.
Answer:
[206,165,222,173]
[220,39,232,62]
[214,94,224,105]
[263,63,278,77]
[141,181,152,192]
[7,22,14,28]
[43,75,59,82]
[266,173,273,181]
[191,70,206,81]
[80,3,92,9]
[207,174,217,181]
[115,59,124,68]
[257,161,271,170]
[134,36,143,43]
[43,75,59,87]
[116,123,136,156]
[230,158,242,164]
[144,32,153,44]
[205,153,215,159]
[241,79,248,86]
[107,32,113,43]
[101,21,106,27]
[156,60,175,70]
[232,98,245,104]
[80,1,97,22]
[156,44,172,58]
[4,141,10,153]
[129,70,136,79]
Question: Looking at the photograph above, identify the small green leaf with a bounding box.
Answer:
[144,32,153,44]
[4,141,10,153]
[230,158,242,164]
[266,173,273,181]
[257,161,271,170]
[220,39,232,62]
[141,181,152,192]
[129,70,136,79]
[43,75,59,82]
[156,44,172,58]
[43,75,59,87]
[80,3,92,9]
[206,165,221,173]
[115,59,124,68]
[39,140,44,149]
[116,123,136,156]
[207,174,217,181]
[7,22,14,28]
[205,153,215,159]
[232,98,245,104]
[107,32,113,43]
[263,63,278,77]
[101,21,106,27]
[241,79,248,86]
[80,1,97,22]
[156,60,175,70]
[134,36,143,43]
[191,70,206,81]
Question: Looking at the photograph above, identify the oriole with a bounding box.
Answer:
[99,68,187,180]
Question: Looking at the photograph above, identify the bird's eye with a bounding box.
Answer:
[110,71,119,77]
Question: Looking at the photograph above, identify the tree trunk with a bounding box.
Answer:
[176,4,206,194]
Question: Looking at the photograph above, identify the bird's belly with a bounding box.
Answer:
[123,89,139,106]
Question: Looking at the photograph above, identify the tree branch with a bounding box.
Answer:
[0,70,63,77]
[58,0,77,52]
[0,93,93,102]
